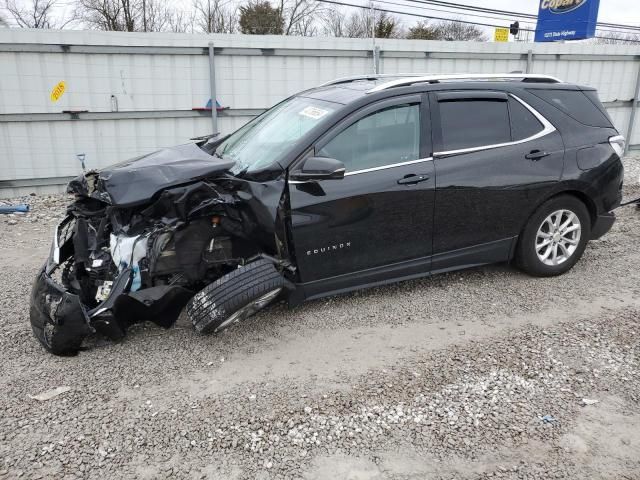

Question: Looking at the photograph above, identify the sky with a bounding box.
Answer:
[1,0,639,34]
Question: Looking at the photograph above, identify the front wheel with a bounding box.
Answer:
[187,259,285,334]
[515,195,591,277]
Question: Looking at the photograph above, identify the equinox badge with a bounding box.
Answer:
[307,242,351,256]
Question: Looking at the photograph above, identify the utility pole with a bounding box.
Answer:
[370,1,376,73]
[142,0,147,31]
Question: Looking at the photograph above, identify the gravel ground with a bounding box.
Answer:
[1,157,639,479]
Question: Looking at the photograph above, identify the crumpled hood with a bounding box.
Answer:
[68,143,235,207]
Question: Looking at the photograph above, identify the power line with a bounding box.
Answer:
[381,0,640,37]
[401,0,640,33]
[316,0,640,43]
[380,0,535,24]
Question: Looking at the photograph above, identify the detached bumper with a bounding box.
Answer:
[29,267,92,355]
[590,212,616,240]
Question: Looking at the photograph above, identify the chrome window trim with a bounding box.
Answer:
[434,94,557,158]
[52,224,60,265]
[344,157,433,176]
[287,157,433,183]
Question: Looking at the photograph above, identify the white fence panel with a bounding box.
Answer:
[1,29,639,197]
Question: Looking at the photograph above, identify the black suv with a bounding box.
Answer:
[30,73,625,355]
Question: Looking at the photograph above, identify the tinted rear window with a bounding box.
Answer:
[529,89,613,128]
[439,100,510,151]
[509,98,544,141]
[583,89,615,125]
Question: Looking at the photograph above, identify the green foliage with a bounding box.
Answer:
[374,12,398,38]
[407,21,438,40]
[407,19,486,41]
[239,1,284,35]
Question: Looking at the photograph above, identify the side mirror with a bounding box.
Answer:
[290,156,345,181]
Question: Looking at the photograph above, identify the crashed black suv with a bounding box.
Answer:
[31,73,625,355]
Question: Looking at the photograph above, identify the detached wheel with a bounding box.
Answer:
[187,259,285,334]
[516,195,590,277]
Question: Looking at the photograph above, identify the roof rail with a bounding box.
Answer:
[367,74,562,93]
[319,73,425,87]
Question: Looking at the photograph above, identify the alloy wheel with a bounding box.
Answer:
[535,209,582,266]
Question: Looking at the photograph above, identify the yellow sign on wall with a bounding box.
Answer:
[50,81,66,102]
[494,27,509,42]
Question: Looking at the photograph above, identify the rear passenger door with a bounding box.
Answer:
[430,90,564,271]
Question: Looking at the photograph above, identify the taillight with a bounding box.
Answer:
[609,135,626,158]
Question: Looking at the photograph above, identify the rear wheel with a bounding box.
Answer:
[516,195,590,277]
[187,259,285,334]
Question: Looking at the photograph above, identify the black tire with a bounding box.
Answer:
[187,259,285,334]
[30,321,85,356]
[29,269,89,356]
[515,194,591,277]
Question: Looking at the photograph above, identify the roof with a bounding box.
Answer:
[301,73,565,105]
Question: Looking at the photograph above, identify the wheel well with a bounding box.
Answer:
[551,190,597,227]
[511,189,596,262]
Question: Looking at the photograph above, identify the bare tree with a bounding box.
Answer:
[193,0,238,33]
[429,19,487,41]
[322,7,402,38]
[75,0,138,31]
[142,0,191,32]
[321,7,346,37]
[343,9,371,38]
[166,8,195,33]
[595,31,640,44]
[4,0,71,28]
[277,0,323,36]
[407,19,485,41]
[75,0,188,32]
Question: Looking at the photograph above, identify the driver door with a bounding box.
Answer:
[288,95,435,297]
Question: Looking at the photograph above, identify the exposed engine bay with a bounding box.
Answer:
[30,142,294,355]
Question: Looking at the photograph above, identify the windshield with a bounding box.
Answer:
[214,96,341,175]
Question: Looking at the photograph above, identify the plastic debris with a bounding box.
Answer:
[581,398,599,406]
[0,204,29,214]
[28,386,71,401]
[541,414,557,424]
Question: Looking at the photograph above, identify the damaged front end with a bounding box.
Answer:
[30,145,291,355]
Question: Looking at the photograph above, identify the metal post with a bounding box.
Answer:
[208,42,218,135]
[374,46,380,74]
[370,1,376,73]
[625,60,640,154]
[526,49,533,74]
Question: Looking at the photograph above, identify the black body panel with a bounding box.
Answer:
[431,130,565,254]
[289,162,435,283]
[284,81,624,300]
[288,93,435,284]
[71,143,235,207]
[30,267,92,354]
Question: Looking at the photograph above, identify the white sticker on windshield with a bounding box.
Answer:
[299,106,329,120]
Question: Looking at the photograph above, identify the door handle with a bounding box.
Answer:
[525,150,550,160]
[397,174,430,185]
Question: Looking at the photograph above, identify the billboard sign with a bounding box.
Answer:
[534,0,600,42]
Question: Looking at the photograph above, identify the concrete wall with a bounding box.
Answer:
[1,29,639,197]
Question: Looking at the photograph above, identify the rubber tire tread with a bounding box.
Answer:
[187,259,284,334]
[515,194,591,277]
